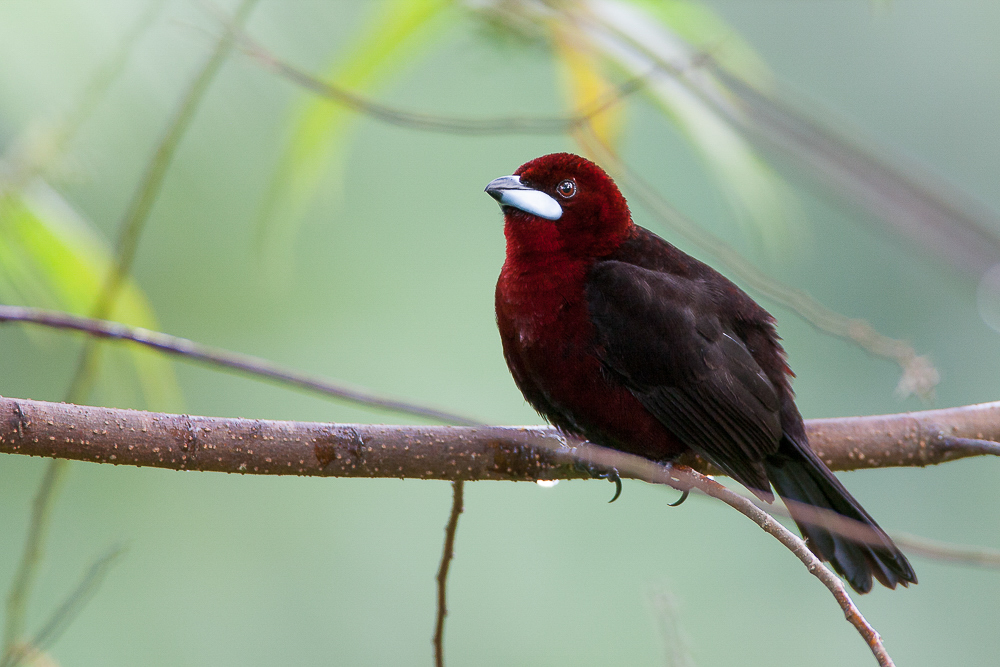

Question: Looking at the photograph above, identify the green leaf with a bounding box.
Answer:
[551,25,627,151]
[0,181,182,411]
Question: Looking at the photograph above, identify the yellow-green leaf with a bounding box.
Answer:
[551,24,626,153]
[0,181,182,411]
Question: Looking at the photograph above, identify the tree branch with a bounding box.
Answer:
[2,396,997,478]
[0,395,919,665]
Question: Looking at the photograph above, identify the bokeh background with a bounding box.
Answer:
[1,1,999,665]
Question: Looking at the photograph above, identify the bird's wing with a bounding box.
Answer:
[586,260,782,493]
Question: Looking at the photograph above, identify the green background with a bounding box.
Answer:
[1,1,999,665]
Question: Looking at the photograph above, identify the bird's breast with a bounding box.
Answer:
[495,257,686,460]
[496,257,589,344]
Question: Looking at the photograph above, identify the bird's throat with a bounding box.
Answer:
[497,253,591,343]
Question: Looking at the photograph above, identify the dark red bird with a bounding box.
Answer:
[486,152,916,594]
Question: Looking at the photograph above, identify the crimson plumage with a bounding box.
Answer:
[486,152,916,594]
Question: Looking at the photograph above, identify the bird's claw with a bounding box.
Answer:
[667,489,689,507]
[606,469,623,503]
[571,461,624,502]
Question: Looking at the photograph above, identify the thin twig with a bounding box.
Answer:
[0,1,164,656]
[509,440,898,666]
[709,486,1000,569]
[649,587,695,667]
[225,18,643,135]
[1,547,125,667]
[682,468,894,667]
[70,0,261,396]
[0,305,478,426]
[1,460,66,663]
[890,532,1000,569]
[434,481,464,667]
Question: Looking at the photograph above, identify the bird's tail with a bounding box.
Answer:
[764,435,917,594]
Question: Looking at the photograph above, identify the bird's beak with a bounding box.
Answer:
[484,175,562,221]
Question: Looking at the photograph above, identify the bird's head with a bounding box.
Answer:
[485,153,632,259]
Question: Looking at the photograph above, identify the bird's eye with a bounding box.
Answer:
[556,179,577,199]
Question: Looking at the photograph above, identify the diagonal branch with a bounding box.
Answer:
[685,468,895,667]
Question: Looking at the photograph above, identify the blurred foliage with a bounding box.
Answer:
[256,0,457,280]
[0,1,999,666]
[0,184,180,410]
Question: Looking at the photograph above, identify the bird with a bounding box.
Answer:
[485,152,916,594]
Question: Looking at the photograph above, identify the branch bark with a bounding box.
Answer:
[1,396,998,479]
